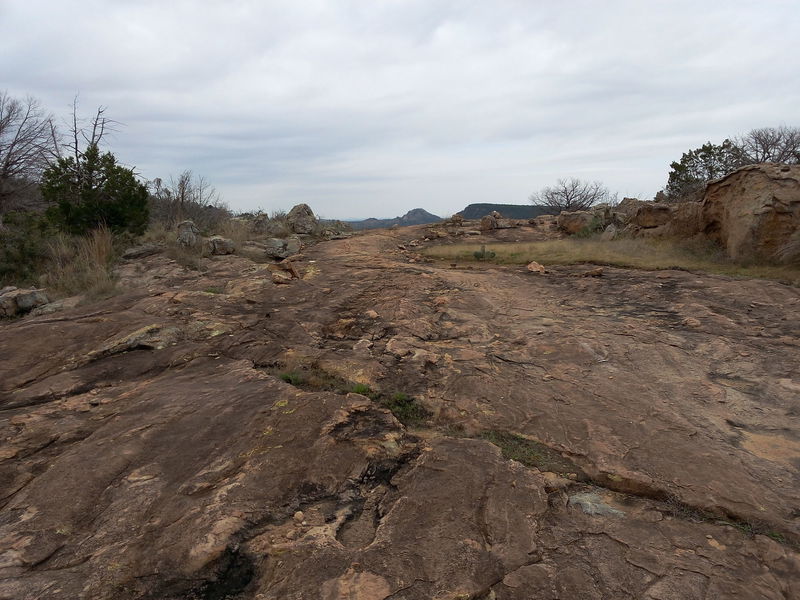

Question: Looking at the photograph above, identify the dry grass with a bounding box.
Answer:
[42,226,117,297]
[424,237,800,285]
[214,218,254,246]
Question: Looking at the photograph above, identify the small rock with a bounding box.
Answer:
[579,267,604,277]
[364,310,379,319]
[527,261,547,274]
[293,511,304,522]
[272,271,293,284]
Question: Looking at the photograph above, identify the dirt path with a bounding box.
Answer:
[1,226,799,599]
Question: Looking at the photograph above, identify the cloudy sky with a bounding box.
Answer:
[2,1,798,219]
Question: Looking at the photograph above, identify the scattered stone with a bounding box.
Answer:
[465,230,481,236]
[293,510,304,522]
[364,310,379,319]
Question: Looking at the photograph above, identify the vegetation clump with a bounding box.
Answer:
[480,430,585,477]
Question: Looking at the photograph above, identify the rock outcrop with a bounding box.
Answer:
[1,224,798,599]
[703,163,800,261]
[557,210,594,234]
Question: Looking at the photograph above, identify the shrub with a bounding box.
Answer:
[0,211,53,285]
[473,245,496,261]
[42,144,149,235]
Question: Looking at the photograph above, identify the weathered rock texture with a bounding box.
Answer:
[557,210,593,234]
[0,225,798,599]
[0,287,49,317]
[286,203,317,234]
[703,163,800,261]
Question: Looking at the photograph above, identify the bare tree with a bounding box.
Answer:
[150,169,227,229]
[0,92,58,212]
[530,178,615,212]
[737,126,800,164]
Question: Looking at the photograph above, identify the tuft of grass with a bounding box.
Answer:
[42,226,117,298]
[379,392,431,427]
[424,237,800,284]
[480,430,585,477]
[350,382,375,397]
[279,372,305,385]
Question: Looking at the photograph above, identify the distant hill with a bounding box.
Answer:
[349,208,442,230]
[458,203,555,219]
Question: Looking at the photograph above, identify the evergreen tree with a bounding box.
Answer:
[41,142,148,235]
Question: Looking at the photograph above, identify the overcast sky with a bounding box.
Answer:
[2,1,799,219]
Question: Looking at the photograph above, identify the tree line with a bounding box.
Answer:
[530,126,800,212]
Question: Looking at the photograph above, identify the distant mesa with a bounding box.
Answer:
[349,208,442,230]
[458,203,555,220]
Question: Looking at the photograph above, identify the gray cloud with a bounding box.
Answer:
[2,0,798,218]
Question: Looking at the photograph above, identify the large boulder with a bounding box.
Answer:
[631,203,672,228]
[286,204,317,234]
[702,164,800,261]
[0,287,50,317]
[207,236,236,255]
[479,215,497,231]
[264,236,303,260]
[176,220,200,247]
[557,211,594,234]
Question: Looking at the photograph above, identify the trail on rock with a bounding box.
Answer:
[1,225,798,599]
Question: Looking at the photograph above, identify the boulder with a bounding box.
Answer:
[480,215,497,231]
[702,164,800,261]
[176,220,200,247]
[531,215,559,229]
[285,236,302,256]
[631,203,672,228]
[490,210,503,219]
[557,211,594,234]
[264,239,288,259]
[207,236,236,255]
[286,204,317,234]
[0,287,50,317]
[600,224,618,241]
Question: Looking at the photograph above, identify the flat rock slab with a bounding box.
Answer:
[0,225,798,599]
